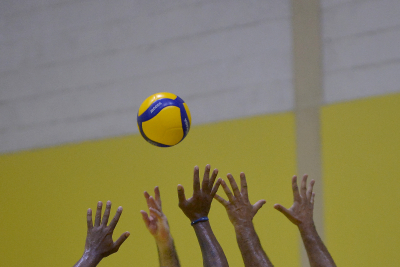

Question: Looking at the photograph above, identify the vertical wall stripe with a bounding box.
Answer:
[291,0,324,266]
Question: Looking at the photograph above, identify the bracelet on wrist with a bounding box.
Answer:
[191,217,209,226]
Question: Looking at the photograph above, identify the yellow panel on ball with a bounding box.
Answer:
[142,106,184,146]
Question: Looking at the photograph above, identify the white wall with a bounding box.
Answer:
[322,0,400,104]
[3,0,400,153]
[0,0,293,153]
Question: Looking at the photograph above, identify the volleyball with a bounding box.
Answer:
[137,92,191,147]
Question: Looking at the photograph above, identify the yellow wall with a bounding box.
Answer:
[0,112,298,267]
[322,93,400,266]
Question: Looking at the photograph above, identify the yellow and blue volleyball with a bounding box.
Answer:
[137,92,191,147]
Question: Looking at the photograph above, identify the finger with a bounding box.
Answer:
[311,192,315,205]
[210,177,222,198]
[140,210,150,227]
[300,174,308,198]
[208,168,218,191]
[221,179,234,202]
[113,232,130,251]
[253,200,266,216]
[108,206,123,230]
[306,179,315,200]
[274,203,292,219]
[227,174,241,198]
[193,166,200,193]
[214,193,228,207]
[149,196,161,211]
[94,201,103,227]
[87,208,93,230]
[240,172,249,201]
[202,164,211,192]
[144,191,153,209]
[177,184,186,204]
[101,201,112,227]
[154,186,162,208]
[149,207,163,220]
[292,176,301,202]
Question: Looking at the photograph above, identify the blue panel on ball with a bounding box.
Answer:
[176,96,190,141]
[137,98,178,124]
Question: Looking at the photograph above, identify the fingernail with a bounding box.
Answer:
[126,232,130,237]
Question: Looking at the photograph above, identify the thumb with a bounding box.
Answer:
[177,184,186,204]
[113,232,130,252]
[253,199,266,216]
[274,204,292,219]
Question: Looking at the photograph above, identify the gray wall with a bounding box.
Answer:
[1,0,400,153]
[322,0,400,103]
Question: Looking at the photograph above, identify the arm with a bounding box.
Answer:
[214,173,273,267]
[177,165,229,267]
[274,175,336,267]
[140,186,180,267]
[74,201,130,267]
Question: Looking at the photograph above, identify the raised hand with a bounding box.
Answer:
[274,175,336,267]
[274,175,315,227]
[177,165,221,221]
[140,187,171,243]
[141,187,180,267]
[215,173,273,267]
[74,201,130,267]
[177,165,229,267]
[214,172,266,226]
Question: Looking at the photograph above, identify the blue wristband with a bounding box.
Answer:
[191,217,209,226]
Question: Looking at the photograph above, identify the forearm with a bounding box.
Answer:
[156,237,181,267]
[73,252,102,267]
[234,222,273,267]
[193,221,229,267]
[299,223,336,267]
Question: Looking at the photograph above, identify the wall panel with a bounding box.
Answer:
[0,112,299,267]
[322,93,400,266]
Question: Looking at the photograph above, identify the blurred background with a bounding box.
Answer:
[0,0,399,266]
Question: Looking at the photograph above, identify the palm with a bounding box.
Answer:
[214,173,266,226]
[147,215,159,235]
[177,165,222,222]
[274,175,315,226]
[141,187,172,243]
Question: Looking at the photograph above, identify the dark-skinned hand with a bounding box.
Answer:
[177,165,221,221]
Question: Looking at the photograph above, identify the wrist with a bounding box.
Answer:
[298,221,316,232]
[154,233,174,246]
[80,250,102,266]
[156,236,175,251]
[192,219,211,231]
[234,221,256,236]
[233,219,254,230]
[298,221,319,241]
[191,217,209,226]
[187,213,208,222]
